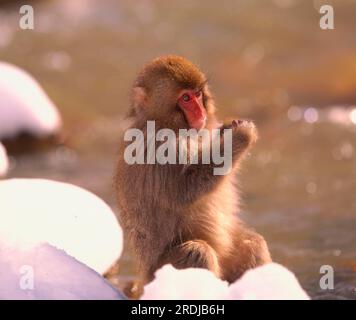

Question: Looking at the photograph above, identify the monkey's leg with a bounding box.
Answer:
[222,228,272,283]
[159,240,221,278]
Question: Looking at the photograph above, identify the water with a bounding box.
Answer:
[1,0,356,299]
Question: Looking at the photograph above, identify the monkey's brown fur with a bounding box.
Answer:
[115,55,271,288]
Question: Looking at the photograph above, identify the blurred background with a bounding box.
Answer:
[1,0,356,299]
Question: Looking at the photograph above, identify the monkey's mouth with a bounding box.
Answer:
[185,113,206,130]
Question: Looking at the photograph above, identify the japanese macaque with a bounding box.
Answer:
[115,55,271,291]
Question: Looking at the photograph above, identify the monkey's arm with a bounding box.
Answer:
[176,119,257,204]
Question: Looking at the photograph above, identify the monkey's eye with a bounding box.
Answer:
[195,90,202,98]
[182,93,191,102]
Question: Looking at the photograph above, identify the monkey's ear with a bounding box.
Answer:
[132,86,148,113]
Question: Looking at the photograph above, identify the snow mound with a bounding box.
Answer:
[0,179,123,274]
[0,62,61,139]
[0,143,8,177]
[228,263,309,300]
[141,265,229,300]
[0,242,125,300]
[142,263,309,300]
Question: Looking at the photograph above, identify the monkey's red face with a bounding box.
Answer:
[177,89,207,130]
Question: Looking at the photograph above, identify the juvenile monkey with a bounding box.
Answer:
[115,55,271,287]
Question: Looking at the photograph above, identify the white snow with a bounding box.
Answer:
[0,62,61,139]
[141,264,229,300]
[142,263,309,300]
[227,263,310,300]
[0,242,125,300]
[0,142,8,177]
[0,178,123,274]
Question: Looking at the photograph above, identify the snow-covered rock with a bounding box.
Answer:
[0,62,61,139]
[141,265,229,300]
[0,179,123,274]
[0,142,8,177]
[228,263,309,300]
[141,263,309,300]
[0,242,125,300]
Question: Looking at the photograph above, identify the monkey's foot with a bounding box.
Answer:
[161,240,221,277]
[123,279,144,299]
[222,231,272,283]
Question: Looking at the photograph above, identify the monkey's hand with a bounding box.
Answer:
[177,119,258,204]
[221,119,258,160]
